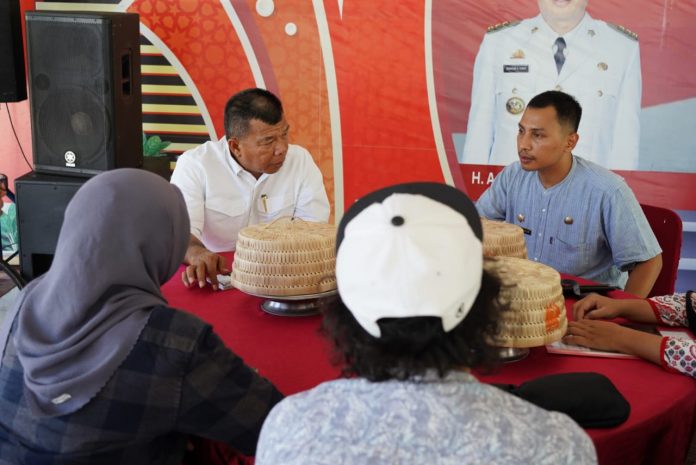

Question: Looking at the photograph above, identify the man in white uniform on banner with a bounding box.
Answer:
[460,0,641,170]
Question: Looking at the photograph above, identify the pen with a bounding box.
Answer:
[261,194,268,213]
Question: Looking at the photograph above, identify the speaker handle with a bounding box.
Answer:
[121,49,132,97]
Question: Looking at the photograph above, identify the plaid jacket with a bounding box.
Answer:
[0,306,283,465]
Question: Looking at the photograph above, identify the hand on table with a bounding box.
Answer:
[572,293,658,324]
[182,240,230,291]
[564,320,634,353]
[572,293,625,320]
[564,319,664,365]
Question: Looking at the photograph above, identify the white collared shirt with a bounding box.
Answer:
[171,137,330,252]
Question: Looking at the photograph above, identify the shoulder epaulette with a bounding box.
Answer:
[486,20,520,34]
[607,23,638,41]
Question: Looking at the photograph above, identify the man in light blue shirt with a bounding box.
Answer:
[477,91,661,297]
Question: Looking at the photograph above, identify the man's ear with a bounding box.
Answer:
[228,137,241,158]
[566,132,579,152]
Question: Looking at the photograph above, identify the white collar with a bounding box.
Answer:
[534,12,593,45]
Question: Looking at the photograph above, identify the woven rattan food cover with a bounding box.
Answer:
[231,218,337,297]
[481,218,528,259]
[484,256,566,348]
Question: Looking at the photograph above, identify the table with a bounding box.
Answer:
[161,267,696,465]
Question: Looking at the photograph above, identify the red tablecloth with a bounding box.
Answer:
[161,266,696,465]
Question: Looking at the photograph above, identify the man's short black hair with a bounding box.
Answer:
[224,88,284,139]
[527,90,582,133]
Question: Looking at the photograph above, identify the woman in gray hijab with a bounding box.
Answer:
[0,169,282,465]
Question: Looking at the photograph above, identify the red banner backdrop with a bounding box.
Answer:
[2,0,695,213]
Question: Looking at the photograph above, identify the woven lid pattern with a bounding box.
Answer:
[481,219,528,259]
[231,218,336,296]
[484,256,566,348]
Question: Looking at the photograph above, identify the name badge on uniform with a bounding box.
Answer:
[503,64,529,73]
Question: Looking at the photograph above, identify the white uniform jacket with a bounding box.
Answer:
[461,13,641,170]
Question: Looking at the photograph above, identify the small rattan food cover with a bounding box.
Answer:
[484,256,566,348]
[481,218,528,259]
[231,218,337,297]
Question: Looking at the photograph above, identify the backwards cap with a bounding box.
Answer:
[336,182,483,337]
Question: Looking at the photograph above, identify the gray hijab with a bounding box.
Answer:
[0,168,189,417]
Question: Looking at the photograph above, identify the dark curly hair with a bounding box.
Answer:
[321,267,508,382]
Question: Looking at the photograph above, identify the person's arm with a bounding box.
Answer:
[565,320,662,364]
[461,33,497,164]
[170,152,206,246]
[572,292,658,322]
[475,166,511,220]
[571,292,696,377]
[623,254,662,298]
[292,148,330,222]
[566,320,696,378]
[177,325,284,455]
[602,183,662,296]
[608,39,641,170]
[171,150,231,289]
[661,337,696,378]
[649,293,692,327]
[181,234,230,290]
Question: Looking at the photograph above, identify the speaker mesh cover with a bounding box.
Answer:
[38,89,111,165]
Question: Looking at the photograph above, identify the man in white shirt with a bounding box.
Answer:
[171,88,330,290]
[460,0,641,170]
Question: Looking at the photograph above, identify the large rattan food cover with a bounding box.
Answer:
[481,218,528,259]
[484,256,566,348]
[231,218,337,297]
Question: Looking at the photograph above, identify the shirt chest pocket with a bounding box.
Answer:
[205,197,247,220]
[257,192,296,221]
[551,227,591,275]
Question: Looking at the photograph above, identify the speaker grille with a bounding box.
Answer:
[32,23,104,80]
[37,89,110,166]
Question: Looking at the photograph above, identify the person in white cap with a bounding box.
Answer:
[255,182,597,465]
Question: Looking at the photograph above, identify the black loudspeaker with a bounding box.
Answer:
[0,0,27,102]
[15,172,87,281]
[26,11,142,177]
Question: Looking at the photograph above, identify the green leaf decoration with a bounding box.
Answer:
[143,133,171,157]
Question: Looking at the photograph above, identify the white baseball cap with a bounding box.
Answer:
[336,183,483,338]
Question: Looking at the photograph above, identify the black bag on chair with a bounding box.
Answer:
[494,372,630,428]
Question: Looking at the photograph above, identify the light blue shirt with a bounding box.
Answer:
[476,156,661,288]
[256,372,596,465]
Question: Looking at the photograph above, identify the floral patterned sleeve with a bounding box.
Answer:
[648,293,696,378]
[647,293,691,327]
